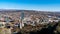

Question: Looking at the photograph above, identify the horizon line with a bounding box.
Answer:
[0,9,60,12]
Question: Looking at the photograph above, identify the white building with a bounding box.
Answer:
[49,18,59,22]
[41,18,49,24]
[23,17,31,24]
[0,22,5,28]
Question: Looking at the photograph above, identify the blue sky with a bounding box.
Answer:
[0,0,60,11]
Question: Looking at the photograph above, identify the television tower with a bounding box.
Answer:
[20,11,24,29]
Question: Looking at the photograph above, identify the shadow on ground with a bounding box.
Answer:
[17,23,60,34]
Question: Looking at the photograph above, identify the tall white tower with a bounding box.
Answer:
[20,11,24,29]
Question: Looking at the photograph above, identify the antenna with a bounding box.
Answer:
[54,12,55,16]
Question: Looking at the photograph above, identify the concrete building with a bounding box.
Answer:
[49,17,59,22]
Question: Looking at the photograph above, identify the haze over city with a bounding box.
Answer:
[0,0,60,12]
[0,0,60,34]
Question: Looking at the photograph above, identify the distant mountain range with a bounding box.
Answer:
[0,9,60,17]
